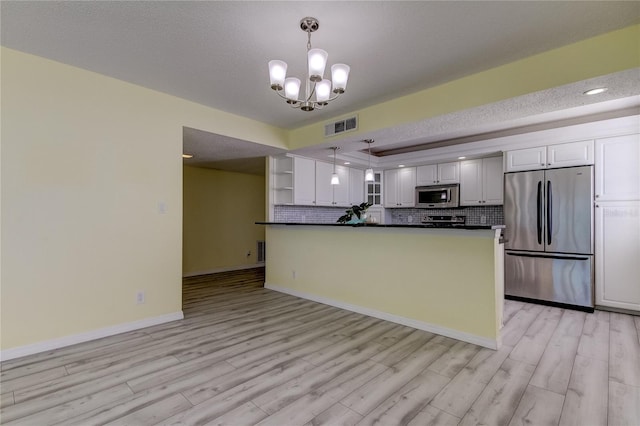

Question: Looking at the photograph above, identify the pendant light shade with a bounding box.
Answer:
[331,147,340,185]
[364,139,375,182]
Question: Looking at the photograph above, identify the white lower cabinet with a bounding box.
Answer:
[595,201,640,312]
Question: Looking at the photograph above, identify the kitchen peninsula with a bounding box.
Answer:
[258,222,505,349]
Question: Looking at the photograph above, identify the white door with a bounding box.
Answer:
[293,157,316,205]
[482,156,504,205]
[416,164,438,186]
[595,201,640,312]
[315,161,334,206]
[505,146,547,172]
[349,168,365,206]
[383,169,399,207]
[547,140,594,168]
[595,134,640,201]
[460,159,483,205]
[333,165,351,206]
[438,162,460,184]
[398,167,416,206]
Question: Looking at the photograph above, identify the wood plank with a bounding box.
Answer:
[102,393,192,426]
[430,345,511,418]
[508,385,564,426]
[370,328,434,367]
[608,380,640,426]
[635,316,640,343]
[427,341,481,378]
[459,358,535,426]
[500,303,544,347]
[301,403,362,426]
[203,401,268,426]
[356,370,450,426]
[529,310,586,394]
[0,366,67,394]
[610,313,640,387]
[509,306,562,366]
[407,405,460,426]
[0,392,15,409]
[577,309,610,361]
[558,355,608,426]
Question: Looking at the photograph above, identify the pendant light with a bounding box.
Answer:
[364,139,375,182]
[331,147,340,185]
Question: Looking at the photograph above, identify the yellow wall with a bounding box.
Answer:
[0,47,286,351]
[265,226,502,346]
[183,166,265,275]
[289,24,640,149]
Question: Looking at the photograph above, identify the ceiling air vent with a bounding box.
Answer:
[324,115,358,138]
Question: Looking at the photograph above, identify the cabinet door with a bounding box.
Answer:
[314,161,334,206]
[548,140,594,168]
[398,167,416,206]
[505,147,547,172]
[459,159,483,205]
[383,169,399,207]
[595,201,640,311]
[333,165,350,206]
[595,134,640,201]
[438,162,460,184]
[482,156,504,205]
[293,157,316,205]
[349,168,365,206]
[416,164,438,186]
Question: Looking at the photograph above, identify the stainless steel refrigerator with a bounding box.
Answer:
[504,165,594,310]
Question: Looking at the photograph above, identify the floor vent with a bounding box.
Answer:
[257,241,266,263]
[324,115,358,137]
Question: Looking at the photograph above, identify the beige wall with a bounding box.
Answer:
[0,47,286,352]
[183,166,265,275]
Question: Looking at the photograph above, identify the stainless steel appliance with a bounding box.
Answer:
[421,215,466,227]
[416,184,459,208]
[504,165,594,310]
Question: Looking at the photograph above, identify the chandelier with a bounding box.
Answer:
[268,17,350,112]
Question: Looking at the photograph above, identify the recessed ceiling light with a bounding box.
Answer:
[182,154,193,159]
[344,162,351,165]
[584,87,608,95]
[398,164,405,168]
[458,156,466,160]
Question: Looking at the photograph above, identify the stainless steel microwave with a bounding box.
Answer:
[415,184,460,208]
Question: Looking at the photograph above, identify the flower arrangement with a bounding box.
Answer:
[337,202,372,224]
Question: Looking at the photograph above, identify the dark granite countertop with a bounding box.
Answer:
[256,222,505,230]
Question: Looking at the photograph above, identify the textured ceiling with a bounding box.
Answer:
[2,1,639,173]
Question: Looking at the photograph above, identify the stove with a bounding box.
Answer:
[421,215,467,227]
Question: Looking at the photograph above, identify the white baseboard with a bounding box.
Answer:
[0,311,184,362]
[265,283,499,350]
[183,263,265,278]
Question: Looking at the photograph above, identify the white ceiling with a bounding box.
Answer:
[2,1,640,174]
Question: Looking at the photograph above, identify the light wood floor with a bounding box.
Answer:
[1,267,639,425]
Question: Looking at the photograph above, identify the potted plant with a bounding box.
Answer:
[337,202,372,224]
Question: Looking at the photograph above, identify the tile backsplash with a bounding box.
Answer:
[274,204,503,225]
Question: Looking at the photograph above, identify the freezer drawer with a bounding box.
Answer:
[505,251,593,308]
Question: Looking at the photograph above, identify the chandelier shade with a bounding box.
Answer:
[268,17,349,112]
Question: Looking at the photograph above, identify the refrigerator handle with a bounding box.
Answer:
[537,181,542,245]
[547,180,552,245]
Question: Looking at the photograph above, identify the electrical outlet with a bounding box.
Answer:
[136,291,145,304]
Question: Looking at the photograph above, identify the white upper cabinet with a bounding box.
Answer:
[349,168,365,206]
[460,156,503,205]
[333,165,350,206]
[314,161,334,206]
[384,167,416,207]
[293,157,316,205]
[595,134,640,201]
[416,162,459,186]
[505,140,594,172]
